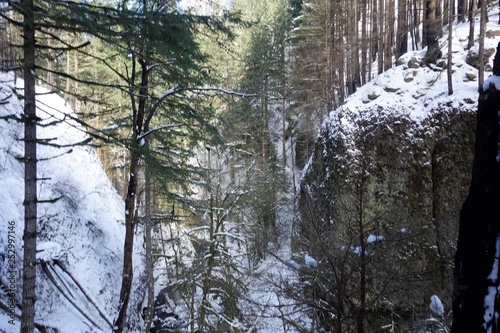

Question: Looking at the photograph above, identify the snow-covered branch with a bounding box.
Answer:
[191,86,258,98]
[137,123,183,141]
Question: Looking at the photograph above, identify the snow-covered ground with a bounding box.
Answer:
[0,73,144,333]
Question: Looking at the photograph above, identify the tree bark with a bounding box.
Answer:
[458,0,468,22]
[143,133,154,333]
[467,0,477,50]
[447,0,454,95]
[451,43,500,333]
[114,56,149,333]
[361,0,367,85]
[377,0,384,74]
[424,0,442,63]
[21,0,37,330]
[396,0,408,59]
[478,0,486,88]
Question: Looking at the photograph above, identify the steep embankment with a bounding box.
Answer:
[295,16,500,330]
[0,74,144,332]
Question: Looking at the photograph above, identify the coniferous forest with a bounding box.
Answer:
[1,0,500,332]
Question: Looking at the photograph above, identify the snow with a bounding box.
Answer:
[286,259,301,270]
[483,235,500,332]
[483,75,500,92]
[367,234,384,244]
[0,73,144,333]
[429,295,445,316]
[304,253,318,267]
[36,241,63,261]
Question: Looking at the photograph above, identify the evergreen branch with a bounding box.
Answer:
[137,123,183,141]
[147,84,179,123]
[35,65,127,90]
[34,31,91,52]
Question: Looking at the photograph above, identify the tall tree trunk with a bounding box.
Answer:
[72,51,78,110]
[396,0,408,59]
[65,50,70,102]
[447,0,454,95]
[21,0,37,330]
[458,0,468,22]
[478,0,486,87]
[467,0,477,49]
[361,0,368,85]
[114,57,149,333]
[415,0,422,47]
[143,134,154,333]
[424,0,442,63]
[451,43,500,333]
[384,0,394,71]
[326,0,336,109]
[377,0,384,74]
[356,161,368,333]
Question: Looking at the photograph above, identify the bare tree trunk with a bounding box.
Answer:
[467,0,477,49]
[424,0,442,63]
[458,0,468,22]
[72,51,78,110]
[355,161,368,333]
[416,0,422,47]
[396,0,408,59]
[65,50,70,102]
[478,0,486,87]
[114,57,149,333]
[384,0,394,71]
[143,135,154,333]
[371,0,378,64]
[448,0,454,95]
[361,0,367,85]
[377,0,384,74]
[346,0,359,95]
[326,0,336,109]
[21,0,37,330]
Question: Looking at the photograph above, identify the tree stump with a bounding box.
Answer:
[451,42,500,333]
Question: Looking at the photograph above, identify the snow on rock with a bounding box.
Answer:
[483,75,500,92]
[367,234,384,244]
[483,235,500,332]
[304,253,318,267]
[0,73,144,333]
[429,295,445,316]
[287,259,301,270]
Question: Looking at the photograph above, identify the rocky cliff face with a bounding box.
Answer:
[294,50,479,330]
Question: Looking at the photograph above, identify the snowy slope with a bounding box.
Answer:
[302,8,500,178]
[0,73,144,333]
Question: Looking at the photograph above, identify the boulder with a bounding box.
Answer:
[408,57,422,68]
[466,47,495,68]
